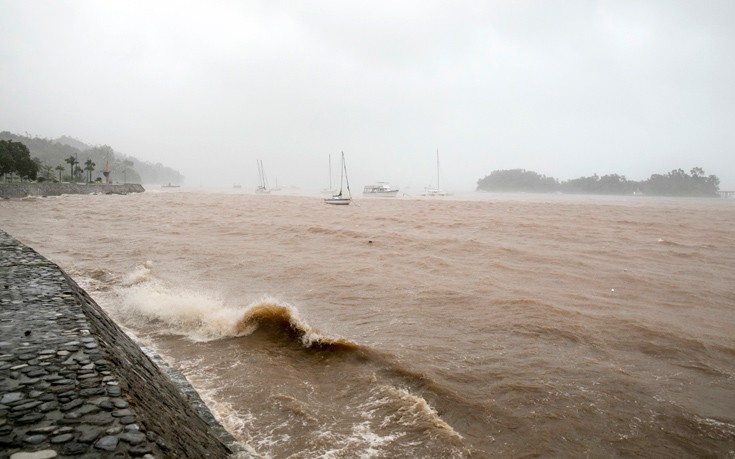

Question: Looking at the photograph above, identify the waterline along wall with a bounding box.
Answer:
[0,183,145,199]
[0,229,254,458]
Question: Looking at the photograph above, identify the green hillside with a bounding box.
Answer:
[0,131,184,185]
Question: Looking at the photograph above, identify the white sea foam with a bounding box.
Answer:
[122,261,155,285]
[114,262,247,340]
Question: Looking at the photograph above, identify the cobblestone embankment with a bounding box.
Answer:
[0,230,253,458]
[0,184,145,199]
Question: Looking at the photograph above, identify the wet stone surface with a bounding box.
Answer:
[1,229,247,458]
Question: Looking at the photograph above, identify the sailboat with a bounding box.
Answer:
[324,152,352,205]
[422,149,448,196]
[256,159,270,193]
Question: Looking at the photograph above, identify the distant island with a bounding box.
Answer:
[477,168,720,197]
[0,131,184,185]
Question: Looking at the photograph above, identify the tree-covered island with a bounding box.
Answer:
[477,168,721,197]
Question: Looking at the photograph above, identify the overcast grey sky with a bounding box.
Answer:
[2,0,734,190]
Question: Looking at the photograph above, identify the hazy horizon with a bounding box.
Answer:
[2,1,734,191]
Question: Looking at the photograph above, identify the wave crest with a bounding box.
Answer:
[234,302,359,350]
[115,265,355,349]
[363,384,464,442]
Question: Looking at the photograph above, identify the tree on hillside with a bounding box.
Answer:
[476,166,720,196]
[65,155,78,182]
[55,164,65,182]
[122,159,134,184]
[643,168,719,196]
[84,159,96,183]
[476,169,558,192]
[559,173,634,194]
[40,164,54,182]
[18,151,39,181]
[0,141,13,180]
[0,139,38,181]
[1,132,184,185]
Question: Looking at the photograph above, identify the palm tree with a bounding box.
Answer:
[41,164,53,181]
[65,155,78,182]
[55,164,65,182]
[84,159,96,183]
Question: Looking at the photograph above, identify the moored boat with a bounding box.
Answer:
[421,149,449,196]
[324,152,352,205]
[363,182,399,197]
[256,159,270,193]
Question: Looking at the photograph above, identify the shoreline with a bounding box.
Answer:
[0,183,145,199]
[0,229,254,458]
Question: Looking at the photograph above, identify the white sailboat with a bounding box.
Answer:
[324,152,352,205]
[256,159,270,194]
[422,149,449,196]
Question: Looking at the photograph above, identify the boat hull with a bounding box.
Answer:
[421,189,448,197]
[324,197,351,205]
[363,190,399,197]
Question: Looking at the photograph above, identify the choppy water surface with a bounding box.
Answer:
[2,189,734,457]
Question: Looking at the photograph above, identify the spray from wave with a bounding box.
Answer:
[114,261,356,349]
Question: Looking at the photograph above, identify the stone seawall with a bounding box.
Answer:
[0,183,145,199]
[0,230,254,458]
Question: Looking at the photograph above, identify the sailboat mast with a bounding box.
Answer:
[338,152,344,195]
[342,151,351,198]
[436,149,440,191]
[329,154,333,191]
[257,159,269,189]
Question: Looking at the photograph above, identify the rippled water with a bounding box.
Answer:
[2,188,734,457]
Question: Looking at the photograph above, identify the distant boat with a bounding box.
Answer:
[324,152,352,205]
[233,184,242,189]
[162,182,180,188]
[422,149,449,196]
[363,182,399,197]
[256,159,270,194]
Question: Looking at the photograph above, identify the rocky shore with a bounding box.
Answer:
[0,183,145,199]
[0,229,254,458]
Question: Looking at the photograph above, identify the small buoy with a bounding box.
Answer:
[24,330,31,336]
[610,288,615,292]
[368,240,373,244]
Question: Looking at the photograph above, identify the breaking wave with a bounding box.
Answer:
[232,302,359,350]
[365,384,464,442]
[115,262,357,349]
